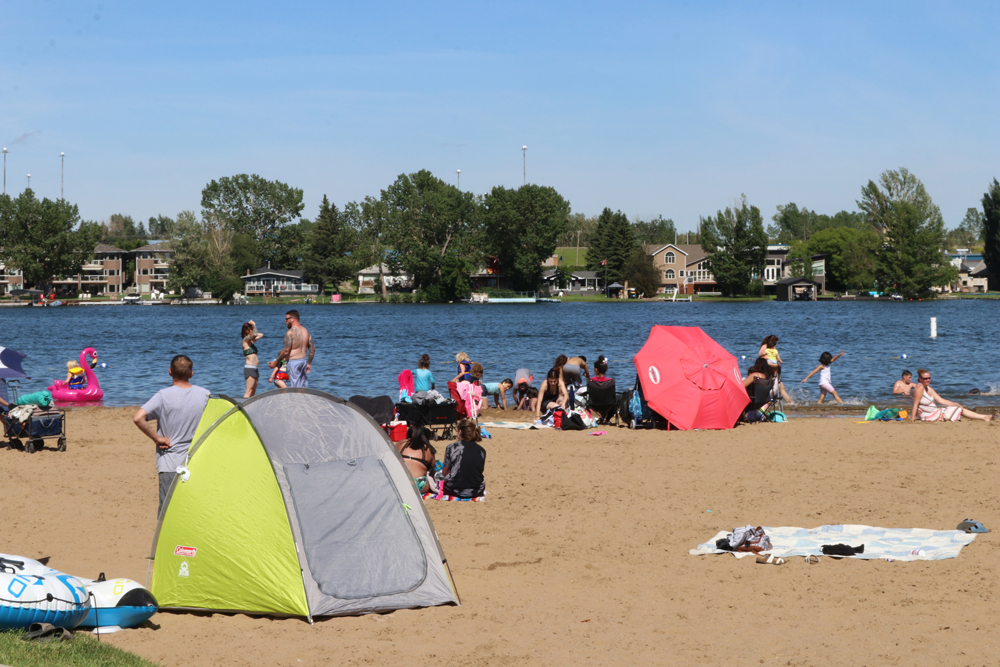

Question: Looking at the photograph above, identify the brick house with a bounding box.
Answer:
[133,242,174,295]
[51,243,127,297]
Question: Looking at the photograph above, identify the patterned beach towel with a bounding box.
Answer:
[690,524,976,561]
[422,491,485,502]
[478,421,549,430]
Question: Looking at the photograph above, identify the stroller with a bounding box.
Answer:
[619,377,658,429]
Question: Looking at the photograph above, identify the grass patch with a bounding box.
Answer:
[0,629,158,667]
[555,247,588,266]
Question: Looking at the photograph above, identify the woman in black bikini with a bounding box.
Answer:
[241,320,264,398]
[535,367,568,419]
[398,424,437,492]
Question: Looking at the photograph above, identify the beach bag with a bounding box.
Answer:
[618,389,634,423]
[561,413,587,431]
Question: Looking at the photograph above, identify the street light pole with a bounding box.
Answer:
[60,152,65,199]
[521,145,527,185]
[26,174,31,189]
[2,148,7,195]
[456,169,461,189]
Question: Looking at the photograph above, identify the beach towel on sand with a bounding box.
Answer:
[423,491,485,502]
[690,525,976,561]
[478,421,550,430]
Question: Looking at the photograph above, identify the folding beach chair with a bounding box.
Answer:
[742,378,778,423]
[586,378,619,426]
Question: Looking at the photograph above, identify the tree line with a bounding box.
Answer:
[699,169,1000,299]
[1,167,998,301]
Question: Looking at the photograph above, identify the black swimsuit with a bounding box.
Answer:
[401,452,430,471]
[243,343,258,357]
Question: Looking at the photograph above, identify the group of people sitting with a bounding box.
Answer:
[893,369,992,422]
[397,418,487,499]
[409,352,612,417]
[530,354,613,419]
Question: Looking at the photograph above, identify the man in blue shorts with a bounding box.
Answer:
[269,310,315,388]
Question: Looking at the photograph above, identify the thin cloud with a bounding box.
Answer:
[7,131,42,145]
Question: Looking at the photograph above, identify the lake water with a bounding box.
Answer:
[2,300,998,408]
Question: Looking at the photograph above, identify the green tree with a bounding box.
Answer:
[632,215,677,246]
[769,203,866,243]
[0,189,101,289]
[381,170,481,291]
[586,208,636,283]
[622,247,660,297]
[271,219,314,271]
[166,212,245,302]
[556,212,598,248]
[784,239,814,280]
[982,179,1000,290]
[807,227,880,292]
[482,184,571,291]
[303,196,355,294]
[699,196,767,296]
[200,174,304,265]
[947,207,984,249]
[345,197,393,296]
[147,214,175,238]
[859,169,956,298]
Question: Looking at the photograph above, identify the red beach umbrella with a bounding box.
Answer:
[633,325,748,430]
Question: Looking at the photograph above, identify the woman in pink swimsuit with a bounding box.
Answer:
[911,368,991,422]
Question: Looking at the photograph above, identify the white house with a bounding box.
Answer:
[357,264,413,294]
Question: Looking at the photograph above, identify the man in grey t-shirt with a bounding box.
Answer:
[133,355,210,514]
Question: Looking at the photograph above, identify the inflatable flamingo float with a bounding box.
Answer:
[48,347,103,401]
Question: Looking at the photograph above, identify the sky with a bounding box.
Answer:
[2,0,998,231]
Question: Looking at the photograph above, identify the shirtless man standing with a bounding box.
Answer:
[893,370,915,396]
[269,310,315,388]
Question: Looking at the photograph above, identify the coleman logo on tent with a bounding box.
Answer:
[178,562,190,578]
[174,545,197,558]
[648,365,661,385]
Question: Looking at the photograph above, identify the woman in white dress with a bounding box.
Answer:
[911,368,991,422]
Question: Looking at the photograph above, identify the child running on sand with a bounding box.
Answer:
[802,350,846,404]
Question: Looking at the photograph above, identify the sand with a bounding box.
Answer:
[1,406,997,666]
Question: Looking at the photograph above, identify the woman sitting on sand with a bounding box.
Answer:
[535,367,568,419]
[440,419,486,499]
[399,423,437,492]
[911,368,992,422]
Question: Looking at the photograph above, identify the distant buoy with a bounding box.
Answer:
[99,363,108,368]
[740,355,747,360]
[901,354,909,360]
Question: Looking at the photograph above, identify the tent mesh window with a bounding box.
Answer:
[284,456,427,599]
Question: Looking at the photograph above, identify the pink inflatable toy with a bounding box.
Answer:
[48,347,104,402]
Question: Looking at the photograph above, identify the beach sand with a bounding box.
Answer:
[1,406,997,666]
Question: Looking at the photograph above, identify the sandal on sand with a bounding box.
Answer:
[756,554,785,565]
[805,555,820,564]
[22,623,73,642]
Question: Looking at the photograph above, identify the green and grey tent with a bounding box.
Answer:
[149,389,459,620]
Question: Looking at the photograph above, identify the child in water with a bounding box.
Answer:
[455,352,473,382]
[802,350,846,404]
[65,360,87,389]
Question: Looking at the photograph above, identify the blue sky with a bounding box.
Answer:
[2,1,997,231]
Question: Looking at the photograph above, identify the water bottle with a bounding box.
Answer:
[910,549,926,557]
